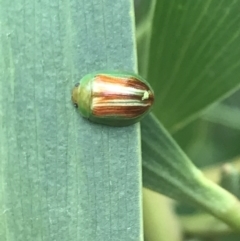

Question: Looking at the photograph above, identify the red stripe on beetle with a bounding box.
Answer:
[95,74,148,90]
[93,105,148,118]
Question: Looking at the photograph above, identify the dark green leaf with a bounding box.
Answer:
[140,0,240,131]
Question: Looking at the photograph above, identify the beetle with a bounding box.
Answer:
[71,71,154,126]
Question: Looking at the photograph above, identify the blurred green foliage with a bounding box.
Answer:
[136,0,240,240]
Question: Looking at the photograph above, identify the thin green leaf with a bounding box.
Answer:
[203,103,240,130]
[141,114,240,230]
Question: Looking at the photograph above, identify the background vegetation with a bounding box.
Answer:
[136,0,240,240]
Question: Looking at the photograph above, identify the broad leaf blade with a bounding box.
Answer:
[143,0,240,131]
[0,1,143,241]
